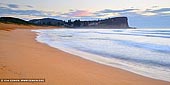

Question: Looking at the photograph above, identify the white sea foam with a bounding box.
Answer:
[32,29,170,82]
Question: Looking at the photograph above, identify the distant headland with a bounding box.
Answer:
[0,17,132,28]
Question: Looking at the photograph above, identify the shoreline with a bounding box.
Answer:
[0,29,169,85]
[33,29,170,82]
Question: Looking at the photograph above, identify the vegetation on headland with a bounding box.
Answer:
[0,17,61,31]
[0,16,131,29]
[0,17,31,25]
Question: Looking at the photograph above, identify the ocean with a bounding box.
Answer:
[32,28,170,82]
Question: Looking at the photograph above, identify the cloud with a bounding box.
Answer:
[142,8,170,16]
[0,7,47,17]
[152,8,170,13]
[151,6,159,8]
[0,3,61,19]
[26,5,33,8]
[145,8,170,13]
[62,10,92,17]
[97,8,138,14]
[95,8,170,17]
[92,8,140,18]
[94,13,107,17]
[0,5,63,20]
[59,8,170,20]
[7,4,19,8]
[0,3,33,9]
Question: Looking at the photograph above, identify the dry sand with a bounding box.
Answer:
[0,26,169,85]
[0,23,60,31]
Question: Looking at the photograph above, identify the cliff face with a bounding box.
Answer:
[100,17,129,28]
[79,17,129,28]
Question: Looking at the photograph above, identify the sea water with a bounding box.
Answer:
[32,29,170,82]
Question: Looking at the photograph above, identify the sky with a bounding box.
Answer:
[0,0,170,28]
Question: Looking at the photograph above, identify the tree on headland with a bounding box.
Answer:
[67,19,72,26]
[73,19,81,27]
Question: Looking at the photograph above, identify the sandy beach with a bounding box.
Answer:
[0,26,170,84]
[0,23,59,31]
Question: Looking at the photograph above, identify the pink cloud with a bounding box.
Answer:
[68,10,92,17]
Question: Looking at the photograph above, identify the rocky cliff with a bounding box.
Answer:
[85,17,129,28]
[98,17,129,28]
